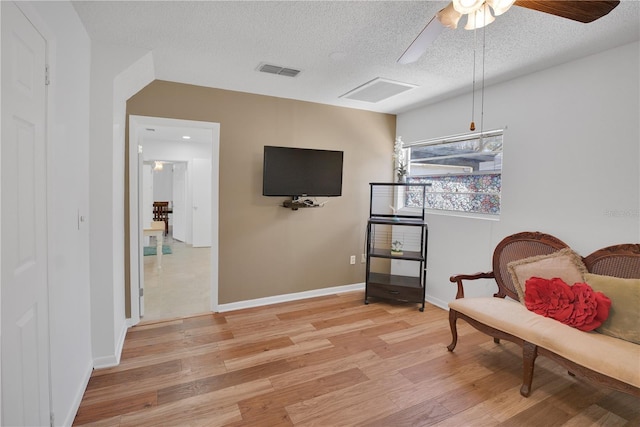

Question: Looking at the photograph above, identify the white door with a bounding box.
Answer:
[1,2,51,425]
[192,158,211,248]
[172,162,187,242]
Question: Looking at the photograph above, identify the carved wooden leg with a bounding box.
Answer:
[493,338,500,344]
[447,309,458,352]
[520,341,538,397]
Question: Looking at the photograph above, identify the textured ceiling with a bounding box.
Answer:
[72,1,639,114]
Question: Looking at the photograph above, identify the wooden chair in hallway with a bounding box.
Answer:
[152,201,170,235]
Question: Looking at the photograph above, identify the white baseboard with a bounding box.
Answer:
[114,319,127,363]
[60,359,94,427]
[425,295,450,311]
[216,284,454,314]
[92,321,127,369]
[92,354,119,370]
[217,282,365,312]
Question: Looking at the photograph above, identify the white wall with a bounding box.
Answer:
[153,167,173,202]
[12,2,93,425]
[89,44,154,367]
[397,41,640,308]
[143,137,213,161]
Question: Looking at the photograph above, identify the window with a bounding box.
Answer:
[405,130,503,216]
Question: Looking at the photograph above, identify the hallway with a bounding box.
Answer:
[142,233,211,322]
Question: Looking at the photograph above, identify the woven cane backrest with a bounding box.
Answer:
[492,232,570,301]
[153,201,170,234]
[583,244,640,279]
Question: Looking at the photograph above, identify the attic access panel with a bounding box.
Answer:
[340,77,417,103]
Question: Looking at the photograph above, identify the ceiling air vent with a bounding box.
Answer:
[340,77,417,103]
[257,63,301,78]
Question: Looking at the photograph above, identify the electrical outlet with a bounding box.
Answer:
[350,255,356,265]
[361,254,366,263]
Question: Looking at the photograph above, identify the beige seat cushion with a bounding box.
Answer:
[449,297,640,388]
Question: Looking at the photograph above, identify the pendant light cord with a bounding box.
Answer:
[480,13,486,138]
[470,20,477,131]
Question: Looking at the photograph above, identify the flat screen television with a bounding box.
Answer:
[262,145,343,198]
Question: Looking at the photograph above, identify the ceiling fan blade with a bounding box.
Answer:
[514,1,620,23]
[397,15,446,64]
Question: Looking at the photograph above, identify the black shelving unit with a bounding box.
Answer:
[365,183,429,311]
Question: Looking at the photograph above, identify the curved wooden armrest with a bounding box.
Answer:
[449,272,495,299]
[449,272,495,282]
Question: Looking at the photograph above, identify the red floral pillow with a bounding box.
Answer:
[524,277,611,331]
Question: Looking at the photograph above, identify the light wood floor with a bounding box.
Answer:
[73,292,639,426]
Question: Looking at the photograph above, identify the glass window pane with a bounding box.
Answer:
[405,132,503,215]
[409,135,502,174]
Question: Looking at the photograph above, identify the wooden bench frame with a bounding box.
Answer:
[447,231,640,397]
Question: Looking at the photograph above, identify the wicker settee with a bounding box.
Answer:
[447,231,640,397]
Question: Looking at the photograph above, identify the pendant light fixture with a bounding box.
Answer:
[441,0,515,30]
[465,3,495,30]
[403,0,517,131]
[470,27,477,132]
[452,0,516,20]
[452,0,485,14]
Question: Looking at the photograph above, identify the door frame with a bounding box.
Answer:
[127,115,220,325]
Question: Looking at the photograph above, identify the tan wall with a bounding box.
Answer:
[127,80,395,304]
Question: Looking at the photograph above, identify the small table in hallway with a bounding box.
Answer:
[143,221,165,268]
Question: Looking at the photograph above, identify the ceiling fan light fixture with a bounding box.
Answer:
[436,3,463,29]
[453,0,484,15]
[464,4,495,30]
[486,0,516,16]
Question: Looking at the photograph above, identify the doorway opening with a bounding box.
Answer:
[128,116,220,325]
